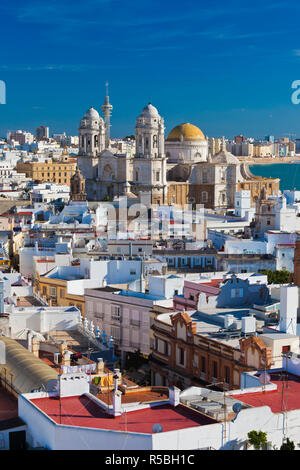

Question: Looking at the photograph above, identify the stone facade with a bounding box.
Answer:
[77,98,279,209]
[150,311,271,390]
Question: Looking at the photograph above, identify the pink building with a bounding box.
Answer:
[173,279,221,311]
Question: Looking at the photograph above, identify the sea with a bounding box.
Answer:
[250,163,300,191]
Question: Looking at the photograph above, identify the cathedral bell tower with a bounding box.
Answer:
[133,103,167,206]
[70,168,87,202]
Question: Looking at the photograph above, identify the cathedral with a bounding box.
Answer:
[77,92,279,209]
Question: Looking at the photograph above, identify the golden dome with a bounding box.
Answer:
[166,122,205,142]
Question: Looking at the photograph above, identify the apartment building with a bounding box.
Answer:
[16,160,77,186]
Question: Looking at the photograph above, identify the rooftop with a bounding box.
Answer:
[30,395,216,433]
[233,372,300,413]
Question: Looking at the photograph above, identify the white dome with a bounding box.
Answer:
[140,103,159,118]
[84,107,100,120]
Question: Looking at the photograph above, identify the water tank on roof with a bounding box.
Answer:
[242,316,256,334]
[224,314,235,329]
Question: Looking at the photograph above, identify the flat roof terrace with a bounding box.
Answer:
[30,395,217,434]
[233,372,300,413]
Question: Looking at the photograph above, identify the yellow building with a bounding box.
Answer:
[34,274,85,315]
[16,159,77,186]
[253,143,273,157]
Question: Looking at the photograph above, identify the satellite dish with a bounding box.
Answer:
[231,402,243,422]
[232,402,243,414]
[152,423,163,433]
[259,372,271,385]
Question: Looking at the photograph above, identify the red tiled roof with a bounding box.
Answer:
[30,395,216,433]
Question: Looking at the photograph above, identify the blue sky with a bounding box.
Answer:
[1,0,300,139]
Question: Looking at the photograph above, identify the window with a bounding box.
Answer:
[202,191,208,203]
[282,345,290,353]
[224,366,230,385]
[201,356,206,373]
[60,289,65,299]
[156,171,160,182]
[130,269,136,275]
[189,294,194,301]
[213,361,218,379]
[112,305,121,321]
[50,287,57,298]
[179,347,185,365]
[231,288,243,298]
[164,341,169,355]
[42,286,47,296]
[202,172,208,183]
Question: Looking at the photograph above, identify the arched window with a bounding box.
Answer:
[153,135,158,148]
[136,171,139,182]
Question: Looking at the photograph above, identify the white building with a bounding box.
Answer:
[4,304,81,338]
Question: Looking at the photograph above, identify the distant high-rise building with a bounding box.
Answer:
[234,135,245,144]
[8,130,34,145]
[264,135,275,143]
[36,126,49,141]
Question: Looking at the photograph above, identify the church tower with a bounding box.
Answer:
[133,103,167,205]
[78,107,105,158]
[77,106,105,199]
[70,168,87,202]
[101,82,113,149]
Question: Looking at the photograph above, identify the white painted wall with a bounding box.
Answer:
[8,307,81,337]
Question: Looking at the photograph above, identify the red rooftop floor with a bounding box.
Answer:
[234,372,300,413]
[30,395,216,434]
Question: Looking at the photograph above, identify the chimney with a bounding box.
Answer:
[59,341,67,355]
[112,390,122,416]
[32,335,40,358]
[169,386,180,407]
[62,349,72,366]
[114,368,122,385]
[96,357,104,374]
[27,330,33,352]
